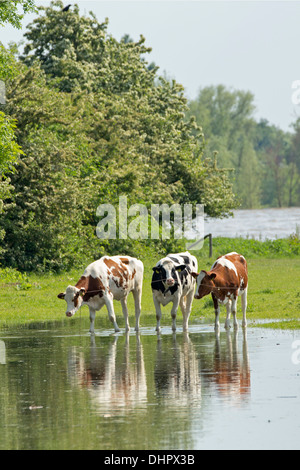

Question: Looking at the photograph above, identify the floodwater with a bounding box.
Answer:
[0,319,299,450]
[202,207,300,240]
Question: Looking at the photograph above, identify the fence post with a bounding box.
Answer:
[186,233,212,256]
[204,233,213,258]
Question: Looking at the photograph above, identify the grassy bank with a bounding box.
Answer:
[0,237,299,330]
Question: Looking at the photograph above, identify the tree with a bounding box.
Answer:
[187,85,261,208]
[1,1,237,271]
[254,119,295,207]
[0,44,23,224]
[0,0,36,29]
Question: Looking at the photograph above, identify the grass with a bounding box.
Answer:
[0,237,299,330]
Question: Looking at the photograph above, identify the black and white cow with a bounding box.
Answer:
[151,251,198,332]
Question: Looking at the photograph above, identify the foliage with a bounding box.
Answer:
[0,41,24,225]
[195,234,300,261]
[0,111,22,172]
[0,1,237,271]
[0,0,36,29]
[187,86,300,209]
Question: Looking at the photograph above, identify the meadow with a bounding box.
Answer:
[0,237,299,330]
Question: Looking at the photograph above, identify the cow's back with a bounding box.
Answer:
[117,256,144,290]
[212,252,248,289]
[167,251,198,273]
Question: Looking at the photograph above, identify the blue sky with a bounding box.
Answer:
[2,1,300,131]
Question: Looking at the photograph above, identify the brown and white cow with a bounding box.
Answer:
[58,256,144,334]
[192,252,248,330]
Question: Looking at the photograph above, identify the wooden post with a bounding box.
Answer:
[204,233,212,258]
[186,233,212,257]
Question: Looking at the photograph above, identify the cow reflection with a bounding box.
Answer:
[68,333,147,415]
[154,330,250,405]
[203,330,250,400]
[154,333,202,406]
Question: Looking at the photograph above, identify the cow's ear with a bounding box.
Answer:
[209,273,217,280]
[176,264,186,273]
[191,272,199,279]
[79,288,86,297]
[58,293,65,300]
[152,267,160,273]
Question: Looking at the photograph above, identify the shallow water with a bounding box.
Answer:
[201,207,300,240]
[0,319,299,450]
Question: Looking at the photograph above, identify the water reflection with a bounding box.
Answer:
[202,330,251,401]
[0,324,253,449]
[67,333,147,415]
[67,328,251,419]
[1,324,298,450]
[154,332,202,406]
[154,330,250,407]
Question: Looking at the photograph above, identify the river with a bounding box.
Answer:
[202,207,300,240]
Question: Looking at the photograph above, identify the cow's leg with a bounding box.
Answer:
[225,300,232,329]
[132,288,142,332]
[121,296,130,332]
[182,291,194,332]
[89,307,96,334]
[231,296,238,329]
[212,293,220,331]
[241,287,248,328]
[171,296,180,332]
[104,295,120,332]
[153,295,162,333]
[180,296,187,329]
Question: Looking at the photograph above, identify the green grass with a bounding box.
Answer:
[0,237,299,329]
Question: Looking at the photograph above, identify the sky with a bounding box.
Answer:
[2,0,300,132]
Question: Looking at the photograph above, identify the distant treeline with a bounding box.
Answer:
[187,85,300,209]
[0,0,299,272]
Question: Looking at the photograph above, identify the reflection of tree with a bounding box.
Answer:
[68,333,147,416]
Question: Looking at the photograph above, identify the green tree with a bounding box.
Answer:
[0,0,36,29]
[1,1,237,271]
[254,119,294,207]
[187,85,262,208]
[287,119,300,207]
[0,44,23,214]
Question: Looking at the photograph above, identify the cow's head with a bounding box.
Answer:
[192,270,216,299]
[152,259,186,287]
[57,286,86,317]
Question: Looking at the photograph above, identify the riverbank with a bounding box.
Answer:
[0,237,299,329]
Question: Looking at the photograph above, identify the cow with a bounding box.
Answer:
[151,251,198,333]
[58,256,144,334]
[192,252,248,331]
